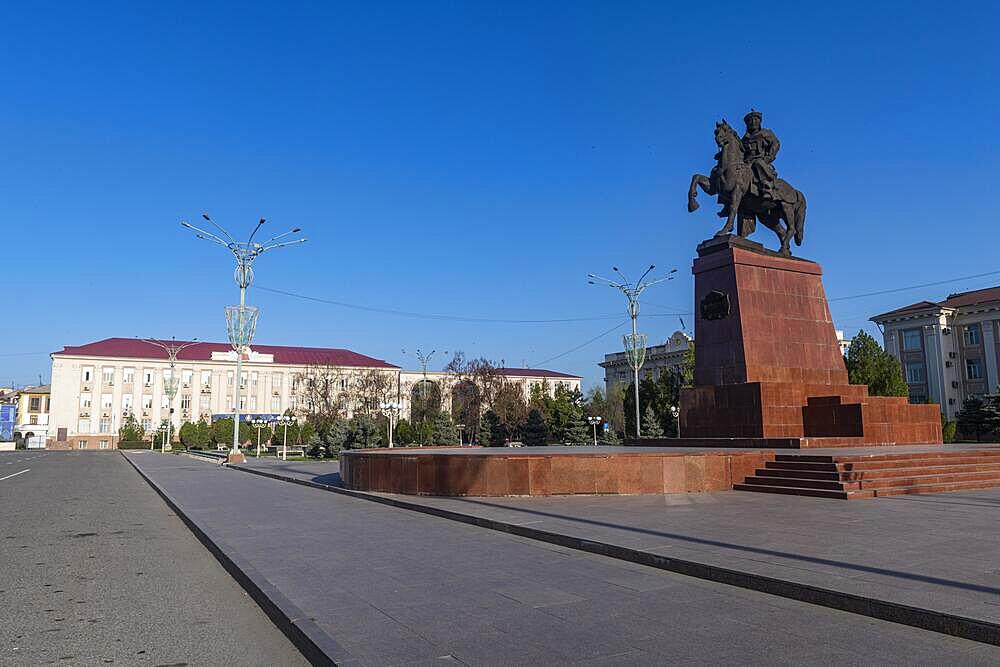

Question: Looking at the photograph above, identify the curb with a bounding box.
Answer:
[121,452,354,666]
[231,463,1000,648]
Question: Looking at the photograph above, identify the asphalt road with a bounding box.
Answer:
[0,450,307,666]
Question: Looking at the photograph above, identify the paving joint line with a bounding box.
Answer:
[230,462,1000,648]
[120,452,352,666]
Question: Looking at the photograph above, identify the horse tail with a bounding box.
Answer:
[794,190,807,246]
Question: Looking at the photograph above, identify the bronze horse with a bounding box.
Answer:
[687,120,806,255]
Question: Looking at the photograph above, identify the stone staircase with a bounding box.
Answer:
[734,449,1000,499]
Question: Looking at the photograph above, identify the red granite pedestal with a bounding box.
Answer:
[676,237,942,448]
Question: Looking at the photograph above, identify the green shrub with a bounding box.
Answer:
[117,440,152,449]
[941,418,957,444]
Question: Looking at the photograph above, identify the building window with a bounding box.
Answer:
[78,440,87,449]
[161,396,170,409]
[80,393,92,409]
[83,367,93,383]
[964,324,982,346]
[905,362,926,384]
[101,394,113,410]
[251,372,258,389]
[240,372,247,389]
[99,418,111,433]
[902,329,922,351]
[142,395,153,410]
[144,369,154,386]
[966,358,984,380]
[200,395,210,412]
[122,395,133,411]
[99,440,109,450]
[201,370,212,387]
[141,418,151,431]
[227,371,234,386]
[273,373,282,390]
[78,419,91,433]
[102,367,115,385]
[123,367,135,384]
[182,370,193,387]
[271,396,280,412]
[29,415,38,425]
[181,395,192,411]
[249,396,257,411]
[29,397,40,411]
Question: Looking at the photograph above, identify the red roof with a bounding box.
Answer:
[496,367,581,379]
[871,285,1000,321]
[53,337,399,369]
[941,286,1000,309]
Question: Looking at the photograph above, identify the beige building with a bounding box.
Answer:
[601,331,693,391]
[48,337,581,449]
[13,385,51,449]
[871,286,1000,419]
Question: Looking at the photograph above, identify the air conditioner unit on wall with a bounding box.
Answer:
[948,398,956,405]
[942,327,951,335]
[952,381,960,388]
[949,352,957,359]
[945,361,953,368]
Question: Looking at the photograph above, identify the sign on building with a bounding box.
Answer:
[0,404,15,442]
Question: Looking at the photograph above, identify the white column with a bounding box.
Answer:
[983,320,999,394]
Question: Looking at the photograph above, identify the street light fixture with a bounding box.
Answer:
[182,215,306,462]
[142,337,199,454]
[157,423,169,452]
[380,401,401,448]
[456,423,465,447]
[275,414,294,461]
[588,265,676,439]
[251,417,272,457]
[586,415,603,447]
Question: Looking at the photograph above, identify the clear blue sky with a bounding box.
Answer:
[3,1,998,391]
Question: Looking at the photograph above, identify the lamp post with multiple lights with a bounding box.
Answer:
[142,338,199,453]
[380,401,401,448]
[276,414,294,460]
[586,415,603,447]
[588,265,676,439]
[251,417,272,457]
[181,215,305,462]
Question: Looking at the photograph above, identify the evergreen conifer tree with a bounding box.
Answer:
[563,415,590,445]
[522,409,548,446]
[431,411,460,445]
[640,405,664,438]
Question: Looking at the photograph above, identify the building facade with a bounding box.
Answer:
[871,286,1000,419]
[13,385,50,449]
[600,331,692,391]
[48,337,581,449]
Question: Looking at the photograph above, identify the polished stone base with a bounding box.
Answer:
[340,446,775,496]
[681,239,942,445]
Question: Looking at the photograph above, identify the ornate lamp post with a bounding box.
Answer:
[456,423,465,447]
[670,405,680,438]
[157,423,169,452]
[251,417,271,457]
[586,415,603,447]
[276,414,294,460]
[182,215,305,463]
[588,265,676,439]
[142,338,198,454]
[380,401,401,448]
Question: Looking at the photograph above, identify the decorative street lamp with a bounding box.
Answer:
[275,414,294,461]
[380,401,401,448]
[456,423,465,447]
[182,215,305,463]
[670,405,680,438]
[586,415,603,447]
[142,338,199,455]
[588,265,676,439]
[251,417,272,457]
[157,423,169,452]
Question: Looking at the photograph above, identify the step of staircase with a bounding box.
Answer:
[737,448,1000,499]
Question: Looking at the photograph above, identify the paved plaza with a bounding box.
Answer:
[240,455,1000,629]
[129,451,999,665]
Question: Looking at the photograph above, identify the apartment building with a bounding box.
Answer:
[48,337,582,449]
[871,286,1000,419]
[600,331,693,391]
[13,385,50,449]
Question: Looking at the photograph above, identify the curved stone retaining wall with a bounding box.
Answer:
[340,447,775,496]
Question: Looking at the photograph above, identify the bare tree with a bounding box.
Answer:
[294,365,349,423]
[352,368,397,417]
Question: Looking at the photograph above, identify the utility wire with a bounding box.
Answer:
[255,285,624,324]
[532,321,628,368]
[827,270,1000,302]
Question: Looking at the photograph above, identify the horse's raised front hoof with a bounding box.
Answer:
[687,198,699,213]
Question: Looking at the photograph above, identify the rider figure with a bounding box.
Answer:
[741,110,780,200]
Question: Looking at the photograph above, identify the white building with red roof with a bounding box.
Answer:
[47,337,580,449]
[871,285,1000,418]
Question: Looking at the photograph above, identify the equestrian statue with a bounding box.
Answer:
[687,110,807,256]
